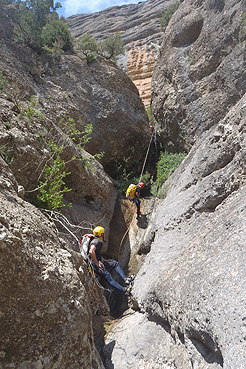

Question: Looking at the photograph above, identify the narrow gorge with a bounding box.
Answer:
[0,0,246,369]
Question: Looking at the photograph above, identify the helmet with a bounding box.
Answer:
[138,182,145,189]
[93,226,105,237]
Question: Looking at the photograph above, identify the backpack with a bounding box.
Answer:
[126,184,137,199]
[80,234,95,260]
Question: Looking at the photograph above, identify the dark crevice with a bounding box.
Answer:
[187,329,224,366]
[137,229,156,255]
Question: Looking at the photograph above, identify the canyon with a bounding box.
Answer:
[0,0,246,368]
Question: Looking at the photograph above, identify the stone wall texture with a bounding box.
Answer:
[67,0,178,108]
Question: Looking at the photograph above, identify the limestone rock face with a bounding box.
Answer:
[67,0,177,108]
[151,0,246,151]
[104,89,246,368]
[0,159,106,368]
[0,5,149,180]
[0,4,150,249]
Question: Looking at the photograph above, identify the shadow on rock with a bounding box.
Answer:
[104,287,129,318]
[137,214,148,229]
[103,340,116,369]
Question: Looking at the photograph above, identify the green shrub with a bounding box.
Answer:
[20,96,44,122]
[11,0,71,53]
[37,142,71,210]
[160,2,180,32]
[156,151,186,185]
[41,16,73,51]
[99,32,124,61]
[76,33,98,63]
[0,144,14,164]
[150,151,186,197]
[0,71,8,95]
[146,106,151,122]
[76,32,124,63]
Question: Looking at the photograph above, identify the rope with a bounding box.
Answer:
[139,134,153,183]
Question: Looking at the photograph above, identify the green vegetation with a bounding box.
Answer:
[150,151,186,197]
[0,144,14,164]
[76,33,98,63]
[76,32,124,63]
[156,151,186,185]
[10,0,72,53]
[20,96,44,122]
[41,14,73,52]
[146,106,151,121]
[37,142,71,210]
[160,2,180,32]
[239,12,246,41]
[99,32,124,61]
[59,118,93,149]
[0,71,8,95]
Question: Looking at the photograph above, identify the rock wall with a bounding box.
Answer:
[66,0,178,108]
[105,77,246,369]
[104,0,246,368]
[151,0,246,152]
[0,5,149,179]
[0,4,148,368]
[0,157,108,368]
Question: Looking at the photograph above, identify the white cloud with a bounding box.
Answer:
[62,0,144,16]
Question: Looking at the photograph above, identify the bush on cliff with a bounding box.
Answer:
[76,32,124,63]
[10,0,72,53]
[160,2,180,32]
[76,33,98,63]
[99,32,124,61]
[151,151,186,197]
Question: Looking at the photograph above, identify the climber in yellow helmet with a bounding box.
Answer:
[88,226,135,295]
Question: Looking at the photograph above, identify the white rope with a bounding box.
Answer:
[139,135,153,183]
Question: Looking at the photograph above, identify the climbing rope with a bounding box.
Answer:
[139,120,158,183]
[138,134,153,183]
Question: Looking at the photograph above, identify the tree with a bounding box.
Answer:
[12,0,65,52]
[100,32,124,60]
[41,15,73,51]
[76,33,98,63]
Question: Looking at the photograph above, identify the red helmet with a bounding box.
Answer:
[138,182,145,189]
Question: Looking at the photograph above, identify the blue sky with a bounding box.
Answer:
[57,0,147,17]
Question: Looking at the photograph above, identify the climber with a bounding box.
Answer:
[149,125,154,135]
[88,226,135,295]
[126,182,145,220]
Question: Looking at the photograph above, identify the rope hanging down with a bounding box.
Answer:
[139,134,153,183]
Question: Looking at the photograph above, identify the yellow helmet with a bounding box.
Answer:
[93,226,105,237]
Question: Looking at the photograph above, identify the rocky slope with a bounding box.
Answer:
[1,1,246,368]
[104,0,246,368]
[66,0,177,108]
[0,3,149,368]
